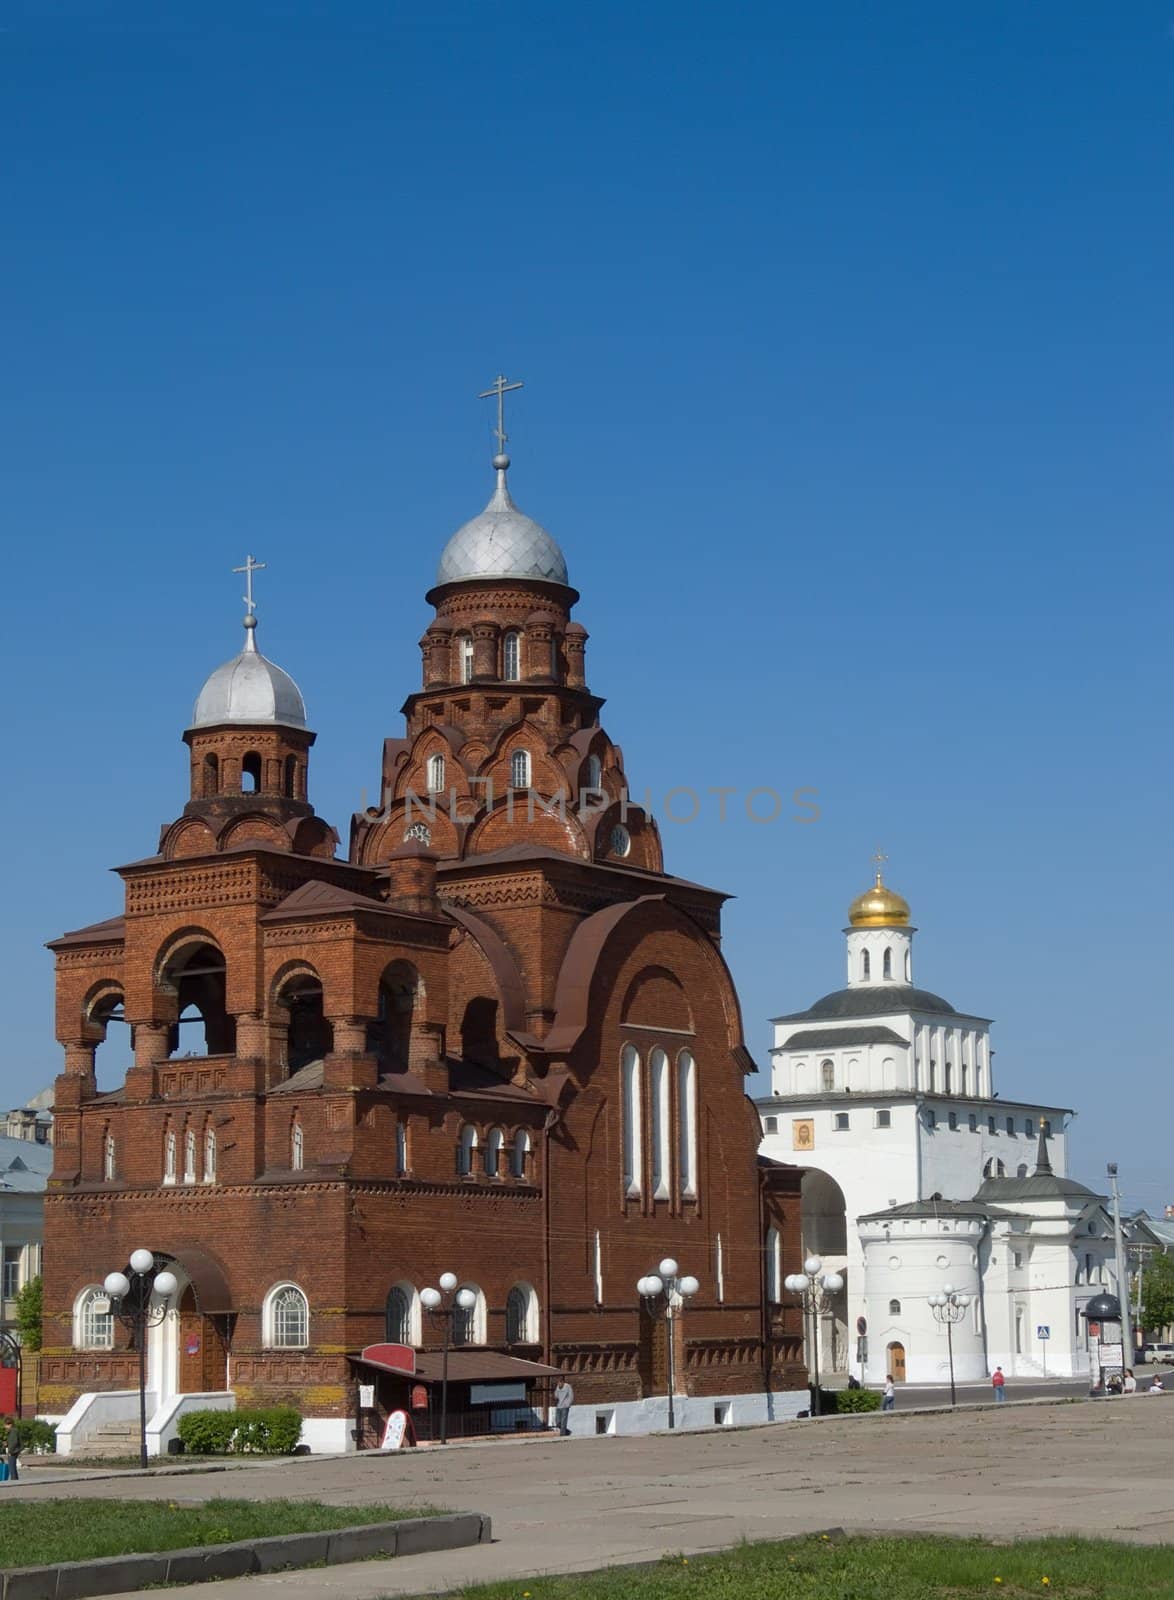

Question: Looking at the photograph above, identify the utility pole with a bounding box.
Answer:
[1108,1163,1134,1367]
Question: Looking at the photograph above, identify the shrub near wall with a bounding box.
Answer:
[835,1388,881,1413]
[177,1406,302,1455]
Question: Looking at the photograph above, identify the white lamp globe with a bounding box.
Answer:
[928,1293,943,1308]
[104,1271,130,1300]
[420,1287,441,1309]
[438,1272,458,1294]
[153,1270,179,1299]
[679,1275,700,1298]
[823,1272,844,1294]
[943,1283,955,1296]
[956,1293,971,1308]
[658,1258,679,1279]
[644,1274,663,1297]
[636,1276,651,1297]
[804,1255,822,1276]
[783,1274,803,1293]
[455,1288,477,1310]
[129,1248,155,1275]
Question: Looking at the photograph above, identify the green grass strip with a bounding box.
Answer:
[451,1534,1174,1600]
[0,1496,437,1568]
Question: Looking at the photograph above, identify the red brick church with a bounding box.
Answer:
[41,389,803,1450]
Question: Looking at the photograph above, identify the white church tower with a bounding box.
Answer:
[756,858,1076,1384]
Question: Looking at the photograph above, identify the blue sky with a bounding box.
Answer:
[2,2,1170,1206]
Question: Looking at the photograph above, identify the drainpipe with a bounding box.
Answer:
[976,1215,992,1374]
[758,1166,772,1416]
[542,1110,556,1370]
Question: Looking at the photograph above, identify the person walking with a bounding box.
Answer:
[4,1417,20,1483]
[881,1374,895,1412]
[991,1367,1006,1403]
[553,1377,574,1436]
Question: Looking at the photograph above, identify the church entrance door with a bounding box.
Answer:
[887,1341,906,1382]
[178,1288,229,1394]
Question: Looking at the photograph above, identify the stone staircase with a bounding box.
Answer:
[68,1419,143,1459]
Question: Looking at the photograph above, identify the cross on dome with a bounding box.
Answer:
[478,373,524,466]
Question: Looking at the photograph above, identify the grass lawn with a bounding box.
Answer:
[454,1535,1174,1599]
[0,1497,435,1568]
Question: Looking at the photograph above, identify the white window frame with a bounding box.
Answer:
[163,1129,177,1186]
[503,631,521,681]
[263,1282,310,1349]
[510,748,531,789]
[74,1285,114,1350]
[386,1280,421,1346]
[203,1125,217,1184]
[505,1282,539,1344]
[183,1128,197,1185]
[426,753,446,793]
[485,1126,504,1177]
[459,635,474,683]
[511,1128,531,1179]
[452,1283,486,1346]
[650,1047,671,1200]
[457,1123,478,1177]
[765,1227,781,1303]
[291,1121,304,1171]
[104,1132,116,1182]
[621,1045,642,1198]
[395,1120,408,1177]
[677,1050,697,1199]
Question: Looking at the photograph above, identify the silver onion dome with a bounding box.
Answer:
[190,615,308,731]
[435,457,570,588]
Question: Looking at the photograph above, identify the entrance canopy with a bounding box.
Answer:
[355,1346,562,1384]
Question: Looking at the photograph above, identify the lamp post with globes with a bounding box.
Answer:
[102,1249,179,1468]
[637,1260,699,1430]
[927,1285,971,1408]
[420,1273,477,1445]
[784,1256,845,1417]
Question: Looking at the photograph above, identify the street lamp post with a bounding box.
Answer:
[927,1285,971,1408]
[637,1259,700,1430]
[102,1249,179,1468]
[420,1273,476,1445]
[784,1256,844,1417]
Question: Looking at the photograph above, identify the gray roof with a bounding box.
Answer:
[974,1171,1101,1203]
[435,467,569,588]
[0,1136,53,1193]
[859,1197,1014,1222]
[778,1025,908,1051]
[191,618,307,731]
[775,985,972,1023]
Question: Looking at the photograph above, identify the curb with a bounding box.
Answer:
[0,1511,492,1600]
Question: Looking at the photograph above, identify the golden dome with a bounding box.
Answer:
[849,871,911,928]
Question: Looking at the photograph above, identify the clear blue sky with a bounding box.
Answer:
[2,2,1170,1207]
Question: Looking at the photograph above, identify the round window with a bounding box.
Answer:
[610,824,631,858]
[888,1255,901,1270]
[936,1254,949,1269]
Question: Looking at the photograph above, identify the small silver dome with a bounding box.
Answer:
[190,618,308,731]
[436,466,569,588]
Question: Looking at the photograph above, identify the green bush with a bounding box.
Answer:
[177,1409,238,1455]
[15,1417,57,1453]
[835,1387,882,1413]
[176,1406,302,1456]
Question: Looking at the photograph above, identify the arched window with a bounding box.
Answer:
[944,1063,953,1094]
[485,1127,504,1178]
[585,754,602,791]
[452,1284,485,1346]
[458,635,474,683]
[203,1125,216,1184]
[385,1282,420,1346]
[650,1047,670,1200]
[506,1284,538,1344]
[889,1298,901,1316]
[291,1119,304,1171]
[861,950,870,981]
[765,1227,781,1303]
[284,755,297,798]
[457,1123,478,1177]
[103,1131,116,1182]
[883,947,893,980]
[183,1128,197,1184]
[511,1128,531,1179]
[905,949,912,981]
[677,1050,697,1200]
[74,1286,114,1350]
[510,749,531,789]
[550,634,560,678]
[264,1283,309,1349]
[242,752,262,793]
[395,1120,408,1177]
[163,1129,177,1186]
[503,631,521,681]
[1017,1163,1028,1179]
[961,1064,969,1094]
[621,1045,642,1198]
[203,753,220,797]
[821,1060,835,1092]
[426,753,446,794]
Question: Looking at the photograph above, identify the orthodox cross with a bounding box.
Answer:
[873,847,888,880]
[478,374,524,456]
[233,554,266,616]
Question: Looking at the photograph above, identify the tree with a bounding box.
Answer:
[14,1274,42,1352]
[1139,1253,1174,1338]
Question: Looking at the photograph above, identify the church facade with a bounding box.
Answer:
[41,404,804,1451]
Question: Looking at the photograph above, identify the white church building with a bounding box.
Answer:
[756,864,1115,1386]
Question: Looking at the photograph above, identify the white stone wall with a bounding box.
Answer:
[845,927,914,988]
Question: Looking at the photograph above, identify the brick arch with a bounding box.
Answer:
[395,726,473,805]
[160,818,217,860]
[587,800,663,872]
[154,927,225,991]
[357,802,460,865]
[80,978,125,1044]
[620,965,694,1032]
[465,797,590,860]
[291,817,338,859]
[217,813,290,852]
